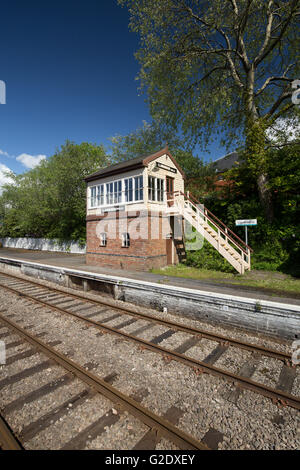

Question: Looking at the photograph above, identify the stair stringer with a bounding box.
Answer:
[180,207,247,274]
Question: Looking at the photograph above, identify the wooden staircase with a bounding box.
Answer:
[166,192,252,274]
[173,237,187,263]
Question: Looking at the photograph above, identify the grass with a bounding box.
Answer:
[150,264,300,296]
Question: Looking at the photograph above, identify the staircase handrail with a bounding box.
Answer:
[174,191,253,255]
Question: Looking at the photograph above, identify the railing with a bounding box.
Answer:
[170,191,252,265]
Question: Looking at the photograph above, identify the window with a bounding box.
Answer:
[90,186,97,207]
[122,232,130,248]
[148,177,164,202]
[148,176,156,201]
[90,175,144,208]
[125,178,133,202]
[99,233,107,247]
[114,180,122,204]
[106,182,113,205]
[157,178,164,202]
[97,184,104,206]
[91,184,105,207]
[106,180,122,205]
[135,176,143,201]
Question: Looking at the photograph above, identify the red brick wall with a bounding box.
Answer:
[86,210,171,270]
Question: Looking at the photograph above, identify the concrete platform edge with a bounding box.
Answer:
[0,255,299,340]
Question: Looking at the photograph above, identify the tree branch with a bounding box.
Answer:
[255,70,295,97]
[228,0,251,71]
[254,0,300,67]
[265,85,294,120]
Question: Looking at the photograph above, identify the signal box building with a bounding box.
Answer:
[85,146,186,271]
[85,146,252,274]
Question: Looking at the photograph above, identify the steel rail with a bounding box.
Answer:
[0,415,23,450]
[0,279,299,410]
[0,272,292,363]
[0,313,209,451]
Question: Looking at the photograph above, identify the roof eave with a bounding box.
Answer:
[84,162,146,183]
[84,146,186,183]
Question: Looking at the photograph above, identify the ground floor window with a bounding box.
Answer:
[99,232,107,247]
[122,232,130,247]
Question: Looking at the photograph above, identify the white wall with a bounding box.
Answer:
[0,237,86,254]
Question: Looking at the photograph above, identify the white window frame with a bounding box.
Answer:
[97,184,104,206]
[99,232,107,247]
[134,175,143,201]
[89,173,144,209]
[124,177,133,203]
[90,186,97,208]
[156,178,164,202]
[148,176,164,203]
[148,176,156,201]
[121,232,130,248]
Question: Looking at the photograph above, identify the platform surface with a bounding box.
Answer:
[0,247,299,306]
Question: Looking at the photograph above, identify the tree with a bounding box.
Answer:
[110,120,215,195]
[110,120,193,162]
[119,0,300,222]
[0,141,109,240]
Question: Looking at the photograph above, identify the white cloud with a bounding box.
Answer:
[267,117,300,144]
[0,163,14,194]
[0,149,48,169]
[16,153,47,169]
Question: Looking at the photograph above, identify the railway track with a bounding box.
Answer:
[0,270,299,449]
[0,314,209,450]
[0,414,23,450]
[0,271,298,410]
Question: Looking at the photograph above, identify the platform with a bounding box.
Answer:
[0,248,298,305]
[0,248,299,340]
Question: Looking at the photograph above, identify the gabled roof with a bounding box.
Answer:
[212,151,242,173]
[85,146,185,182]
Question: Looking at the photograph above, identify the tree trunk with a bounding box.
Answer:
[257,173,274,223]
[244,111,274,224]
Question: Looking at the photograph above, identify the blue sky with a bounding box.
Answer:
[0,0,228,188]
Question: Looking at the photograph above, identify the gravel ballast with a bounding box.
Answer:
[0,272,299,450]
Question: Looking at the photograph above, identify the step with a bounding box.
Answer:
[205,229,218,238]
[225,248,240,260]
[182,200,251,274]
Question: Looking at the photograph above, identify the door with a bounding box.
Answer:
[166,176,174,206]
[166,216,174,264]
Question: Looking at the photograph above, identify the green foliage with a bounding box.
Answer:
[244,118,270,177]
[119,0,299,150]
[0,141,109,241]
[109,120,180,162]
[110,120,215,195]
[190,141,300,276]
[185,241,235,273]
[251,240,289,272]
[119,0,299,220]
